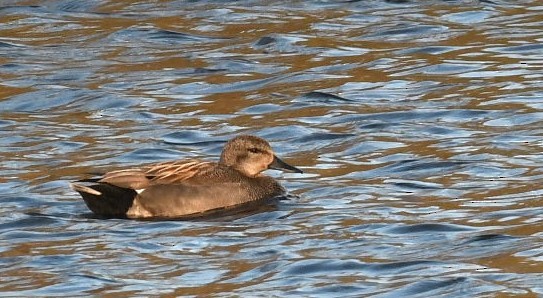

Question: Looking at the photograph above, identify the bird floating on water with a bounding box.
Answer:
[71,135,302,219]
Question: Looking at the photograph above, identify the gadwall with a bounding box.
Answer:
[71,135,302,219]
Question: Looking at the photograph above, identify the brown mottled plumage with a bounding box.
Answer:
[70,135,302,219]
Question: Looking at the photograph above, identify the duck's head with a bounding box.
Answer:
[220,135,303,177]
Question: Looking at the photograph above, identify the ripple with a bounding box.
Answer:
[109,26,229,45]
[384,223,475,234]
[297,91,355,104]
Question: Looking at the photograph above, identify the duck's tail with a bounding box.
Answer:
[70,180,137,218]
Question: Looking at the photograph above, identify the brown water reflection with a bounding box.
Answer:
[1,0,543,296]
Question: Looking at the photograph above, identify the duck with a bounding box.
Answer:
[70,135,303,219]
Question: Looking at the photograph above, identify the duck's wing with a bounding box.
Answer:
[71,160,219,218]
[98,160,216,190]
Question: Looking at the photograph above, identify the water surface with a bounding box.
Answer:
[1,0,543,296]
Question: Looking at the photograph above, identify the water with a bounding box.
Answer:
[1,0,543,296]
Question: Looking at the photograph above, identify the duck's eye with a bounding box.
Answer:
[248,148,260,154]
